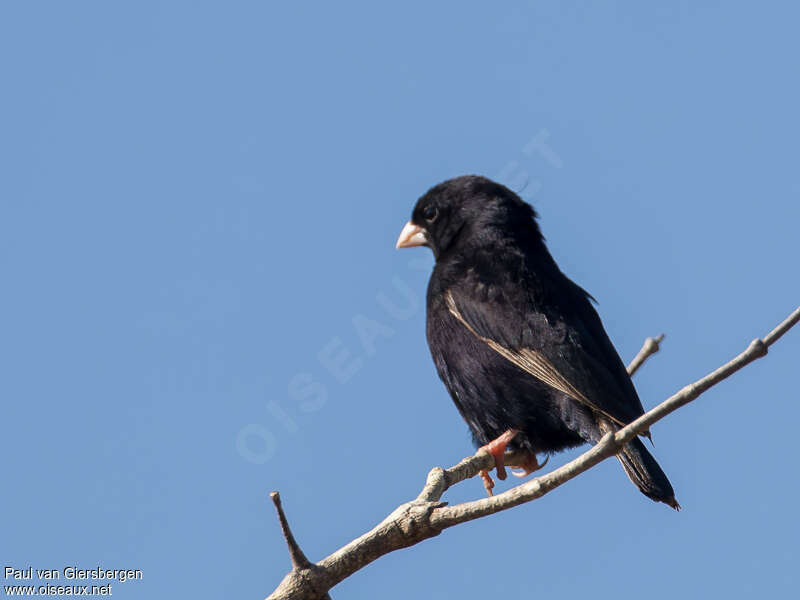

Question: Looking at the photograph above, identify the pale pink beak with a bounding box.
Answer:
[395,221,427,249]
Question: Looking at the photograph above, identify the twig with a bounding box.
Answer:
[627,333,665,376]
[269,493,333,600]
[269,492,311,570]
[266,306,800,600]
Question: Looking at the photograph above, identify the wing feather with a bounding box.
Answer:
[445,289,632,428]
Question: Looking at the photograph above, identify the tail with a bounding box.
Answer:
[617,437,681,510]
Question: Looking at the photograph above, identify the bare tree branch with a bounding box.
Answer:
[269,492,312,570]
[269,492,333,600]
[627,333,665,376]
[266,306,800,600]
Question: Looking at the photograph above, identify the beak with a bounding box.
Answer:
[395,221,427,249]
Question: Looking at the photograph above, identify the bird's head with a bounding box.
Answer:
[396,175,542,259]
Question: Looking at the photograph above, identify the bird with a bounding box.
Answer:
[395,175,679,509]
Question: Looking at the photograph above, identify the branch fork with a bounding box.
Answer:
[267,306,800,600]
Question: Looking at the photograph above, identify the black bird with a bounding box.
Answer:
[396,175,679,509]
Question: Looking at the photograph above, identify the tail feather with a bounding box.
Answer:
[617,437,681,510]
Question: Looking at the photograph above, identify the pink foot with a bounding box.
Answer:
[477,429,519,496]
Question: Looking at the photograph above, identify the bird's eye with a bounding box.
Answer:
[422,205,438,221]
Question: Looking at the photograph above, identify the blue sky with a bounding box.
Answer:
[2,2,799,599]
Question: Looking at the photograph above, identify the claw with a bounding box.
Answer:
[511,454,549,478]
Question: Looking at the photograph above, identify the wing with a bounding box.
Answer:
[444,276,646,429]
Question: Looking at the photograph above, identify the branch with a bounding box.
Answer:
[269,492,332,600]
[269,492,311,570]
[266,306,800,600]
[627,333,664,376]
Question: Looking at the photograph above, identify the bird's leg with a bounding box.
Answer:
[511,453,549,478]
[477,429,519,496]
